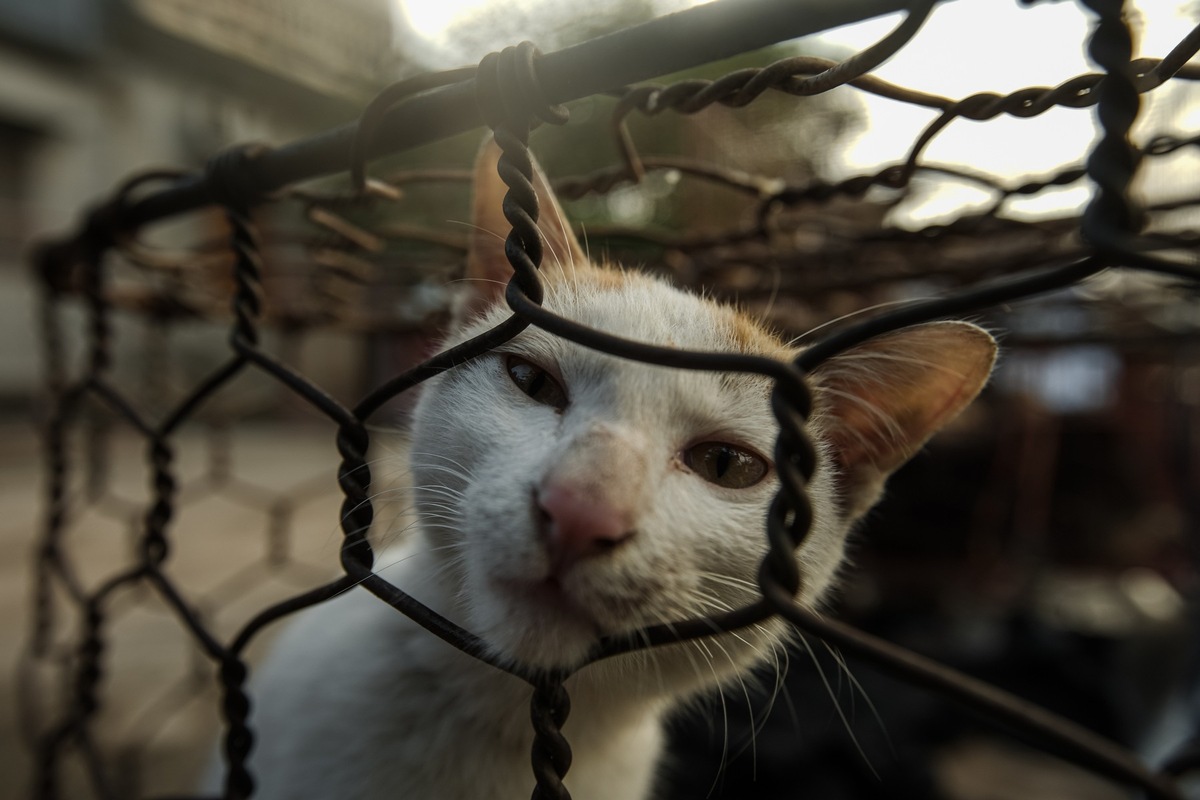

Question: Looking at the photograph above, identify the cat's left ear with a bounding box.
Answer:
[811,321,997,520]
[457,138,586,325]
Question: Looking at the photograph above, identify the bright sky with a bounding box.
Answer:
[400,0,707,42]
[394,0,1199,226]
[811,0,1198,225]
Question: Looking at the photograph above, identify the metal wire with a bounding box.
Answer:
[21,0,1200,798]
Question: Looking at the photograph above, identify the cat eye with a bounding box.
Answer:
[506,355,568,410]
[684,442,768,489]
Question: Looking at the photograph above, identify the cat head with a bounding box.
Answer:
[408,140,996,683]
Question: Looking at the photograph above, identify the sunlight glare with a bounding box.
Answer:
[391,0,1197,225]
[814,0,1197,224]
[395,0,714,52]
[399,0,493,43]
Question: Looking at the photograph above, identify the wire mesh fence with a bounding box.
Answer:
[19,0,1200,797]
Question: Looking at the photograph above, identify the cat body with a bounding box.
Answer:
[245,550,666,800]
[237,142,996,800]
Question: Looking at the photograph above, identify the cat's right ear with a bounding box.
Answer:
[455,138,586,326]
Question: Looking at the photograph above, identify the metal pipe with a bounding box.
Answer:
[115,0,915,231]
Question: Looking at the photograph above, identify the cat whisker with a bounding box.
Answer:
[410,501,461,515]
[411,463,475,482]
[362,478,468,502]
[710,634,769,783]
[687,636,733,796]
[695,570,759,590]
[668,588,776,775]
[371,522,443,552]
[796,633,880,780]
[790,297,934,347]
[412,485,468,502]
[579,221,591,265]
[339,452,423,481]
[372,512,462,550]
[445,218,506,243]
[409,450,475,473]
[410,505,462,520]
[410,461,477,486]
[444,276,509,290]
[816,385,906,445]
[353,545,469,595]
[635,627,669,702]
[821,640,893,758]
[760,259,782,322]
[755,634,789,729]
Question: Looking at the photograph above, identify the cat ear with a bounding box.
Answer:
[457,138,586,325]
[811,321,997,520]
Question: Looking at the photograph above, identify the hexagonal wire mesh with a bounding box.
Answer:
[19,0,1200,798]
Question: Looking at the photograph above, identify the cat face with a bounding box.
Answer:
[407,141,996,678]
[412,262,830,673]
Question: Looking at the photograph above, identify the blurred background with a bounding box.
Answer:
[1,0,1198,798]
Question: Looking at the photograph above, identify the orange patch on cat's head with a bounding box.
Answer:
[544,260,791,359]
[538,259,630,292]
[725,309,785,355]
[577,263,629,291]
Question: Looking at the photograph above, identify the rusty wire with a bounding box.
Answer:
[20,0,1200,798]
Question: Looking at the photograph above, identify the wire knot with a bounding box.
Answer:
[530,678,574,800]
[475,41,569,134]
[205,143,272,210]
[349,66,477,193]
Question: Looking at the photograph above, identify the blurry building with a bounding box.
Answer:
[0,0,395,405]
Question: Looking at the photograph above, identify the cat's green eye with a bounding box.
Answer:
[506,355,568,410]
[685,442,768,489]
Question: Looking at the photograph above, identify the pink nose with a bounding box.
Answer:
[536,482,635,575]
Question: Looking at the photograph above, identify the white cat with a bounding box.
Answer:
[234,141,996,800]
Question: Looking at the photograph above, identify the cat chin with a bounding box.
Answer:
[479,577,607,672]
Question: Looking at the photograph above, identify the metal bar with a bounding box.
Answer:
[114,0,914,232]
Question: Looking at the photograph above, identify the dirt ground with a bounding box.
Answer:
[1,417,370,799]
[0,416,1171,800]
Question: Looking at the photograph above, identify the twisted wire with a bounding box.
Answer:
[601,20,1200,217]
[1080,0,1144,252]
[227,206,264,351]
[205,145,272,210]
[529,678,573,800]
[213,203,266,798]
[30,253,77,647]
[32,242,125,800]
[474,41,577,798]
[335,422,375,573]
[763,593,1187,800]
[613,0,934,120]
[219,657,255,800]
[141,439,175,565]
[23,167,202,797]
[611,3,935,181]
[82,229,113,380]
[72,602,117,800]
[205,199,400,795]
[29,214,120,800]
[20,4,1200,800]
[759,385,816,601]
[349,67,478,193]
[16,267,73,766]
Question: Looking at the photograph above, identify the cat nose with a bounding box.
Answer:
[535,482,636,575]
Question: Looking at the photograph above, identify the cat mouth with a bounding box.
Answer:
[492,576,605,636]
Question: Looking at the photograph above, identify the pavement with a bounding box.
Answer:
[1,417,369,799]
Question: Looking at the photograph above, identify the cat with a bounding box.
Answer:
[232,140,997,800]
